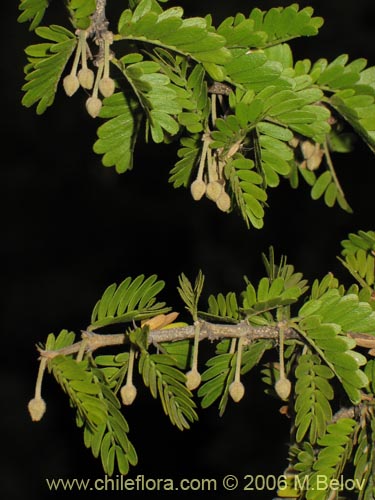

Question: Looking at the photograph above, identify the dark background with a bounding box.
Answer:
[3,0,375,498]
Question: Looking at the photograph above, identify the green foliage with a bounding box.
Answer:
[93,92,139,173]
[198,349,237,414]
[46,330,137,476]
[18,0,48,30]
[205,291,240,323]
[117,0,230,66]
[339,230,375,291]
[119,57,182,143]
[89,274,169,330]
[21,1,375,495]
[198,338,272,415]
[293,418,357,500]
[297,288,375,403]
[66,0,96,30]
[33,243,375,483]
[294,353,334,443]
[19,0,375,228]
[177,270,205,321]
[22,25,76,114]
[138,349,198,430]
[353,405,375,499]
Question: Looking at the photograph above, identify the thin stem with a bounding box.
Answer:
[80,31,88,70]
[278,322,285,378]
[70,37,83,75]
[126,345,136,385]
[234,336,244,382]
[191,321,200,371]
[34,357,48,399]
[197,132,211,181]
[292,323,339,380]
[103,38,111,78]
[229,337,237,354]
[92,61,104,97]
[211,94,217,128]
[76,338,88,362]
[323,139,345,198]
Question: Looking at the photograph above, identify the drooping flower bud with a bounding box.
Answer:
[185,369,201,390]
[99,77,115,98]
[190,179,206,201]
[28,397,46,421]
[63,74,80,96]
[78,67,94,89]
[229,381,245,402]
[86,96,102,118]
[206,181,223,202]
[216,191,231,212]
[275,377,292,400]
[120,383,137,406]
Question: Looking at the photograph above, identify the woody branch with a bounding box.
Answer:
[39,321,302,359]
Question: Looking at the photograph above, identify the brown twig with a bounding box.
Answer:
[38,321,301,359]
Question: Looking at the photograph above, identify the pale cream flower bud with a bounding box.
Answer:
[216,191,231,212]
[99,77,115,98]
[120,383,137,406]
[86,96,102,118]
[78,67,94,89]
[206,181,223,202]
[63,74,79,96]
[28,397,46,421]
[229,381,245,402]
[185,369,201,390]
[190,180,206,201]
[275,377,292,400]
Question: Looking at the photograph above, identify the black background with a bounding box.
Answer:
[3,1,375,498]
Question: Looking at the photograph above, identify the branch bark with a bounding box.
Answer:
[39,321,301,359]
[38,319,375,360]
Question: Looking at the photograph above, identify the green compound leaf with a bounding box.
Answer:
[225,51,284,90]
[169,136,201,188]
[121,60,181,143]
[294,354,334,443]
[22,25,76,114]
[177,270,205,321]
[94,92,139,174]
[49,355,137,476]
[66,0,96,30]
[226,155,267,229]
[341,229,375,256]
[199,340,271,415]
[45,329,76,351]
[263,86,330,143]
[248,5,324,46]
[241,273,304,322]
[118,1,231,65]
[339,248,375,288]
[205,291,240,323]
[160,339,192,370]
[262,246,309,295]
[311,55,375,153]
[354,418,375,499]
[138,351,197,430]
[89,275,169,330]
[241,339,273,375]
[217,6,323,53]
[297,288,375,403]
[217,15,267,49]
[198,351,236,415]
[304,418,356,500]
[18,0,49,30]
